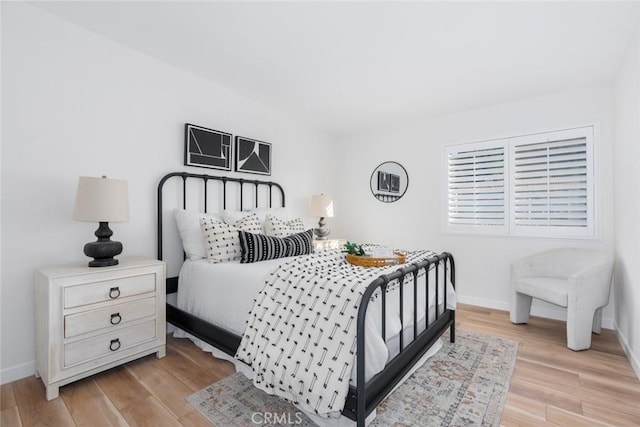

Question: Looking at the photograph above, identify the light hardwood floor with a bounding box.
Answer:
[2,304,639,426]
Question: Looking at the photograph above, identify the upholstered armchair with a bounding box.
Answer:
[510,248,614,351]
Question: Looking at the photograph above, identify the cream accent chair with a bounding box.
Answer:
[510,248,614,351]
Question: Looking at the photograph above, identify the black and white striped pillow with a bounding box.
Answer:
[238,229,314,263]
[285,229,314,257]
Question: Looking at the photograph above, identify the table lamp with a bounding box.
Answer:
[73,176,129,267]
[310,194,334,240]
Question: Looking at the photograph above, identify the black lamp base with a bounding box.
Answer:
[84,222,123,267]
[86,255,120,268]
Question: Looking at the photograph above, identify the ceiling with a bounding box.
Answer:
[32,1,639,138]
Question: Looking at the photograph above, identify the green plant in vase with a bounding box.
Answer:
[343,241,366,256]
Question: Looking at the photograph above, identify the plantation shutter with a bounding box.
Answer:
[510,127,594,237]
[445,126,595,238]
[447,141,508,233]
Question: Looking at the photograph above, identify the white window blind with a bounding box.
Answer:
[446,140,508,234]
[510,127,593,237]
[445,126,595,239]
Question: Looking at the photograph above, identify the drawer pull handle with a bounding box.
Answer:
[109,287,121,299]
[109,339,121,352]
[110,313,122,325]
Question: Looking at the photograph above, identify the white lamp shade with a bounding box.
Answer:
[73,176,129,223]
[310,194,334,218]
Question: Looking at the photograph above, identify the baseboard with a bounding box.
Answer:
[1,360,35,385]
[456,295,615,330]
[456,295,510,312]
[614,321,640,380]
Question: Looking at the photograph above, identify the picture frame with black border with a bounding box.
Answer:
[184,123,232,171]
[390,174,400,193]
[235,136,272,175]
[378,171,390,191]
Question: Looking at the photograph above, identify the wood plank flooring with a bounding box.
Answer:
[2,304,639,426]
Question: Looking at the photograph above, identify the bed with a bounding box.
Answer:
[157,171,456,426]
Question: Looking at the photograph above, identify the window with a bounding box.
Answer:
[445,126,595,238]
[446,139,508,234]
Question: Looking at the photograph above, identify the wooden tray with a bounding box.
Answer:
[345,252,406,267]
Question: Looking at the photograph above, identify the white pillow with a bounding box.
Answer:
[264,214,306,237]
[174,209,223,261]
[200,213,263,263]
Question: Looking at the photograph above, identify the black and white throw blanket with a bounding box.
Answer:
[235,247,437,418]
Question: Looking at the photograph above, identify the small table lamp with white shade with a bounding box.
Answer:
[310,194,334,240]
[73,176,129,267]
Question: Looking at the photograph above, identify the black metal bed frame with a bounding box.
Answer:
[157,171,455,427]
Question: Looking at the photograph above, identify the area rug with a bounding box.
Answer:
[186,329,519,426]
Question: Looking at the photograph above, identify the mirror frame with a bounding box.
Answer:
[370,161,409,203]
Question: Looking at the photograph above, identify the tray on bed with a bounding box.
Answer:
[345,252,406,267]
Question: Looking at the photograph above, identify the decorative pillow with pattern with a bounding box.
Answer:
[238,231,288,263]
[285,229,314,257]
[246,207,289,225]
[200,213,262,263]
[264,214,306,237]
[238,229,314,263]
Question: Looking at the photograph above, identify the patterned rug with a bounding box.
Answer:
[186,329,519,426]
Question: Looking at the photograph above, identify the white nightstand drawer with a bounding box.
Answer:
[64,297,156,338]
[64,273,156,308]
[64,319,157,367]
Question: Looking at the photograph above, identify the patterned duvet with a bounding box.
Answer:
[235,248,440,418]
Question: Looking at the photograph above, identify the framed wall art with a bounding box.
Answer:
[185,123,232,171]
[389,173,401,193]
[235,136,271,175]
[378,171,390,191]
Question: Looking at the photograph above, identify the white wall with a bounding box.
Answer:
[334,85,615,325]
[613,28,640,377]
[0,3,334,383]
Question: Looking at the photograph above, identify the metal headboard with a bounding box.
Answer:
[157,171,286,262]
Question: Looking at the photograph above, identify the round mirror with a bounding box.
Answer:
[370,161,409,203]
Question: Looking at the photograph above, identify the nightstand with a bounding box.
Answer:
[313,238,347,251]
[35,256,166,400]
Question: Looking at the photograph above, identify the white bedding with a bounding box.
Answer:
[175,254,456,385]
[176,257,286,336]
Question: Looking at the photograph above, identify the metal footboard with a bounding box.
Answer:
[351,252,455,426]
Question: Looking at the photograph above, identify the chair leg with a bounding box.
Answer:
[567,305,596,351]
[510,292,532,324]
[592,307,603,334]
